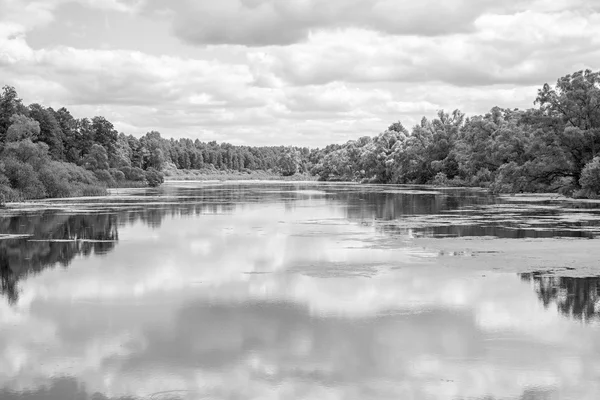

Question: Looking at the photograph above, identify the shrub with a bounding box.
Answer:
[3,139,50,170]
[120,166,146,181]
[83,144,109,171]
[3,158,47,199]
[470,168,493,187]
[580,157,600,195]
[0,139,108,202]
[38,169,71,198]
[489,162,540,193]
[0,185,22,205]
[80,185,108,197]
[145,167,164,187]
[431,172,449,186]
[94,169,116,187]
[109,168,126,182]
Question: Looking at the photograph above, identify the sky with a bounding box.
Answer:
[0,0,599,147]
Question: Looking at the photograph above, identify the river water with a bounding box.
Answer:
[1,182,600,400]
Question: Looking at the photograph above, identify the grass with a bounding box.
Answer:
[109,180,149,188]
[164,168,317,182]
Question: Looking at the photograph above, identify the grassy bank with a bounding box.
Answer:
[164,168,317,182]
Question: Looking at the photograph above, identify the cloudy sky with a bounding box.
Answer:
[0,0,598,147]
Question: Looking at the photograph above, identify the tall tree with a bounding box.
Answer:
[5,115,41,142]
[91,116,118,166]
[28,104,65,160]
[0,86,26,144]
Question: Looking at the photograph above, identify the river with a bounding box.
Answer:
[1,182,600,399]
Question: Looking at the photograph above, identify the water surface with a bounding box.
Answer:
[1,182,600,400]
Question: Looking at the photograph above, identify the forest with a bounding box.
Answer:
[1,69,599,203]
[311,69,600,198]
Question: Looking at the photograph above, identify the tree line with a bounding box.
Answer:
[0,87,315,203]
[311,69,600,198]
[1,69,599,203]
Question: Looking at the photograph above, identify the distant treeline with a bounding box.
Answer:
[0,87,314,203]
[2,69,599,202]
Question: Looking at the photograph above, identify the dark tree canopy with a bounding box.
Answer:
[3,69,600,202]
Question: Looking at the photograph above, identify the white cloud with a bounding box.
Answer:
[255,11,600,87]
[1,0,600,146]
[139,0,568,46]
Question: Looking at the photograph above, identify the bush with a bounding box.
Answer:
[470,168,493,187]
[38,169,71,198]
[580,157,600,195]
[94,170,116,187]
[80,185,108,196]
[489,162,540,193]
[40,161,106,198]
[120,166,146,181]
[431,172,449,186]
[3,158,47,199]
[0,139,108,202]
[145,167,164,187]
[109,168,126,182]
[46,161,99,186]
[0,185,22,205]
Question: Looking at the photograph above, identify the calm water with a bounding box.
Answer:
[1,182,600,400]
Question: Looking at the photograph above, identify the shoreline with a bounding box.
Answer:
[163,169,317,182]
[4,182,600,208]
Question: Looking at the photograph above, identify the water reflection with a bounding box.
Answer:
[0,377,138,400]
[0,213,118,303]
[520,273,600,322]
[1,183,600,400]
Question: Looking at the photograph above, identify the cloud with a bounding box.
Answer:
[139,0,579,47]
[250,10,600,87]
[2,0,600,146]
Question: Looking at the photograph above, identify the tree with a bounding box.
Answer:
[534,70,600,185]
[0,86,26,143]
[114,133,133,167]
[91,116,118,165]
[2,139,51,171]
[145,167,164,187]
[6,115,41,142]
[76,118,95,158]
[277,147,301,176]
[536,70,600,133]
[580,156,600,196]
[142,131,165,171]
[54,107,79,163]
[28,104,65,159]
[83,144,109,171]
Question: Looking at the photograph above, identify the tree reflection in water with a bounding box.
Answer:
[0,186,275,304]
[520,272,600,322]
[3,184,600,309]
[0,212,118,304]
[0,377,138,400]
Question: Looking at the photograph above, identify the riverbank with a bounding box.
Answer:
[164,168,317,181]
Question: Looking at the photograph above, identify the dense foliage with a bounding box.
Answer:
[310,70,600,198]
[0,87,313,203]
[2,69,599,202]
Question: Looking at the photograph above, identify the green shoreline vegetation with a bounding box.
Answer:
[2,68,600,206]
[164,166,317,182]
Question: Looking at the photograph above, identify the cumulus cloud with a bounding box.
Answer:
[1,0,600,146]
[249,11,600,87]
[139,0,586,46]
